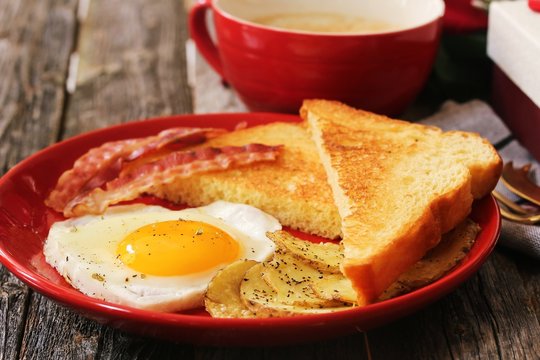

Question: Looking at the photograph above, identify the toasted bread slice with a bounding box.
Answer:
[150,122,342,238]
[302,99,501,305]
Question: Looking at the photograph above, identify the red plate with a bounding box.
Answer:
[0,113,500,346]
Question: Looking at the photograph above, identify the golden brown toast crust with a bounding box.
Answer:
[302,99,502,305]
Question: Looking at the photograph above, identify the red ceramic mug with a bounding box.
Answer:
[189,0,445,115]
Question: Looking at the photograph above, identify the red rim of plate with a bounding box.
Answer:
[0,112,501,330]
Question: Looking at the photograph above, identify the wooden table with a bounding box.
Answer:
[1,1,539,358]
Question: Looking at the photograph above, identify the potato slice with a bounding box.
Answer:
[267,231,343,273]
[261,252,344,308]
[291,219,479,304]
[310,274,357,304]
[204,259,258,318]
[379,219,480,300]
[240,263,352,317]
[208,219,479,319]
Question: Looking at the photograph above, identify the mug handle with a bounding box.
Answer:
[189,0,226,79]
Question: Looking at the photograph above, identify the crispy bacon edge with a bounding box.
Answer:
[45,127,226,213]
[63,143,283,217]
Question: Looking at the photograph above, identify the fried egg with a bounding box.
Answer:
[43,201,280,312]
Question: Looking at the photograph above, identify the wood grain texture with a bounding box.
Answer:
[0,0,77,171]
[62,0,193,138]
[192,333,368,360]
[189,45,247,114]
[2,0,540,358]
[0,1,77,359]
[96,328,195,360]
[0,269,28,360]
[19,295,102,360]
[367,251,540,359]
[14,1,195,359]
[515,252,540,322]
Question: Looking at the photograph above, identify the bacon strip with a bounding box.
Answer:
[45,127,226,212]
[63,143,282,217]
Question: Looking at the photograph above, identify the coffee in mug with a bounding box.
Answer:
[252,13,397,34]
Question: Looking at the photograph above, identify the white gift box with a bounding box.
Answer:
[487,0,540,160]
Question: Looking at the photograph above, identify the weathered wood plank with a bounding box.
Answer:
[0,1,77,359]
[193,333,368,360]
[0,0,77,170]
[63,0,193,138]
[508,249,540,356]
[188,45,247,114]
[16,1,194,359]
[367,250,540,359]
[92,326,368,360]
[96,328,194,360]
[19,295,102,360]
[0,268,28,360]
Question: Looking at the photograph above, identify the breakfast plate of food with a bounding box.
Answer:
[0,100,501,345]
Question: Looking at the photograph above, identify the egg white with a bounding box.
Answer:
[43,201,280,312]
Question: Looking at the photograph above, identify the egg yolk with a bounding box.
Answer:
[116,220,240,276]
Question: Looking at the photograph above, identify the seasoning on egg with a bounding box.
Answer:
[43,201,281,312]
[92,273,105,282]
